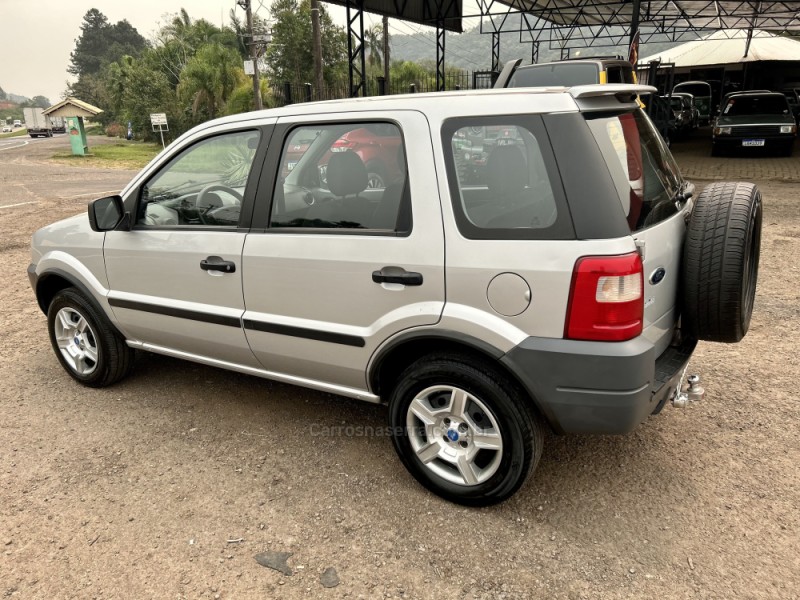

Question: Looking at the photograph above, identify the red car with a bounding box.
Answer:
[283,126,403,189]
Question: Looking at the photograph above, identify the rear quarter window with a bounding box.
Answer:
[441,116,574,240]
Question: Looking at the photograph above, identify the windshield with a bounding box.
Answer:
[508,63,599,87]
[674,83,710,98]
[723,95,790,116]
[586,110,683,232]
[669,98,683,110]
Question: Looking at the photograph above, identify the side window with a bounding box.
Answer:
[443,118,570,239]
[270,122,409,233]
[138,130,260,227]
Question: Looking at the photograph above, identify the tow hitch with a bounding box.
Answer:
[672,374,705,408]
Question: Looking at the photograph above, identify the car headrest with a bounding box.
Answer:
[327,150,368,197]
[486,144,527,196]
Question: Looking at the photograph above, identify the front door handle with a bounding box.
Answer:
[200,256,236,274]
[372,266,423,286]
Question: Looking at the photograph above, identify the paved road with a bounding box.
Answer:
[0,135,136,210]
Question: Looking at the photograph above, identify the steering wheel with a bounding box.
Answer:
[196,184,244,224]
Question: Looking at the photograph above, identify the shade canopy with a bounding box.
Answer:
[639,29,800,67]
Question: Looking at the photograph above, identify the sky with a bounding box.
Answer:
[1,0,485,104]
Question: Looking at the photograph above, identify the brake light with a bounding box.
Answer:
[565,252,644,341]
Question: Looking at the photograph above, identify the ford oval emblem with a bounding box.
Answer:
[649,267,667,285]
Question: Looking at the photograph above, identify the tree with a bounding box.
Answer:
[30,96,51,109]
[365,24,383,71]
[265,0,348,85]
[106,54,176,140]
[69,9,147,77]
[68,9,110,76]
[151,10,241,88]
[178,43,245,122]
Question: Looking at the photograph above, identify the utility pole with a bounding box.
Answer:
[383,14,389,86]
[238,0,263,110]
[311,0,324,96]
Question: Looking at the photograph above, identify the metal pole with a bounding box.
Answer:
[159,127,165,150]
[629,0,641,48]
[311,0,324,93]
[243,0,263,111]
[383,14,390,86]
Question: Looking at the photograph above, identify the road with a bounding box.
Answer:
[1,136,799,599]
[0,135,136,212]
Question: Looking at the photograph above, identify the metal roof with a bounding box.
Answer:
[488,1,800,31]
[325,0,463,32]
[639,28,800,66]
[476,1,800,48]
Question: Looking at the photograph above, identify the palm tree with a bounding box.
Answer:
[365,24,383,70]
[178,43,243,120]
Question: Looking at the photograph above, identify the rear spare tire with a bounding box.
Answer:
[682,181,762,343]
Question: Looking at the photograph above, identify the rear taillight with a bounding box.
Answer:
[565,252,644,342]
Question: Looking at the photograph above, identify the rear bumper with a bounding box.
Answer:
[502,336,696,435]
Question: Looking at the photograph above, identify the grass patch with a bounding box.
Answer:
[0,128,29,139]
[51,141,162,170]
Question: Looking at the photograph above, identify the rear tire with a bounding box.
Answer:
[682,182,762,343]
[47,288,135,387]
[388,354,543,506]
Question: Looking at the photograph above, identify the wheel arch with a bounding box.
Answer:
[35,270,125,342]
[35,270,88,314]
[368,330,549,424]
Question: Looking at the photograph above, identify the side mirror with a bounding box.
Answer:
[88,195,128,232]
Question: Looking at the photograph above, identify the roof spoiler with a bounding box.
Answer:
[493,59,522,89]
[570,84,657,101]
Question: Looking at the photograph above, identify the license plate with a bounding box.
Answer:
[742,139,765,147]
[287,161,297,171]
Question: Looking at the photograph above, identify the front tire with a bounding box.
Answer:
[388,354,543,506]
[47,288,134,387]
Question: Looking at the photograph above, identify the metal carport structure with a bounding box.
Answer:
[323,1,800,95]
[475,1,800,67]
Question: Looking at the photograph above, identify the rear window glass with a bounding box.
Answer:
[508,64,599,87]
[723,95,790,116]
[442,117,573,240]
[605,66,634,84]
[674,83,710,98]
[586,110,683,232]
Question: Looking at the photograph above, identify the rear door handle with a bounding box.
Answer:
[200,256,236,274]
[372,266,423,286]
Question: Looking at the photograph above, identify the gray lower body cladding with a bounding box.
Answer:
[502,336,696,435]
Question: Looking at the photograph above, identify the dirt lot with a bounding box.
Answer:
[1,134,798,599]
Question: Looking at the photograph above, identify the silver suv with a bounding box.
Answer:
[29,85,762,505]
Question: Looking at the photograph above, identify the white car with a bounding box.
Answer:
[1,125,12,132]
[29,85,762,505]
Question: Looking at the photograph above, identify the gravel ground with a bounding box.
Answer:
[0,134,798,599]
